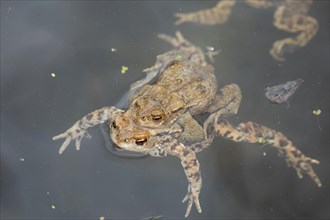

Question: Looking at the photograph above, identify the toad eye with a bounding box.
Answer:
[151,109,164,121]
[134,132,149,146]
[135,138,147,146]
[151,115,162,121]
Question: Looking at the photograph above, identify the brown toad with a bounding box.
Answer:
[122,60,217,129]
[123,32,223,132]
[53,32,321,218]
[175,0,319,61]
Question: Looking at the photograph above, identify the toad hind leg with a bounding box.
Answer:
[214,120,322,187]
[52,106,123,154]
[175,0,236,25]
[165,142,202,217]
[203,83,242,140]
[270,1,318,61]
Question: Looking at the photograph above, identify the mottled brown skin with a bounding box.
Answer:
[53,32,321,218]
[175,0,318,61]
[123,31,222,132]
[125,60,217,129]
[52,107,123,154]
[214,120,321,187]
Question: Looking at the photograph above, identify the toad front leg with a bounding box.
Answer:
[52,106,123,154]
[214,120,321,187]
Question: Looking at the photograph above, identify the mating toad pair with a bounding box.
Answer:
[53,31,321,217]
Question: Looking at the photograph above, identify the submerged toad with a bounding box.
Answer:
[175,0,319,61]
[53,32,321,218]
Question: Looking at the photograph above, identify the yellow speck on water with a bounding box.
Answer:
[111,48,117,52]
[99,216,105,220]
[312,109,321,116]
[51,73,56,78]
[257,137,266,144]
[121,66,128,74]
[175,55,182,60]
[51,204,56,209]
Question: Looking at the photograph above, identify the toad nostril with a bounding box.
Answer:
[112,121,117,129]
[135,138,147,146]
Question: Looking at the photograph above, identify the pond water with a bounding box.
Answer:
[1,1,329,219]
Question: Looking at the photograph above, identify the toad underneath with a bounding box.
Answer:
[53,32,321,218]
[175,0,319,61]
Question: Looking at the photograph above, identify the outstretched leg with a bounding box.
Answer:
[270,1,318,61]
[150,137,203,218]
[175,0,236,25]
[52,106,124,154]
[167,142,202,218]
[245,0,277,9]
[214,120,321,187]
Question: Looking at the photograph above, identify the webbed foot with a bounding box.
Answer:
[158,31,192,48]
[270,39,293,61]
[52,123,91,154]
[174,13,196,26]
[281,148,322,187]
[52,106,123,154]
[182,185,202,218]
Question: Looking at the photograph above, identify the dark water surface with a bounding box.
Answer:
[1,1,329,219]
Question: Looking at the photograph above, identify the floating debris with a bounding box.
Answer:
[51,204,56,209]
[99,216,105,220]
[312,109,321,116]
[143,215,162,220]
[257,137,266,144]
[265,79,304,105]
[19,157,25,162]
[206,46,215,51]
[205,46,220,63]
[312,109,322,131]
[51,73,56,78]
[111,48,117,52]
[263,152,267,156]
[121,66,128,74]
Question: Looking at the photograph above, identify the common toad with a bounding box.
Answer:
[53,32,321,218]
[175,0,319,61]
